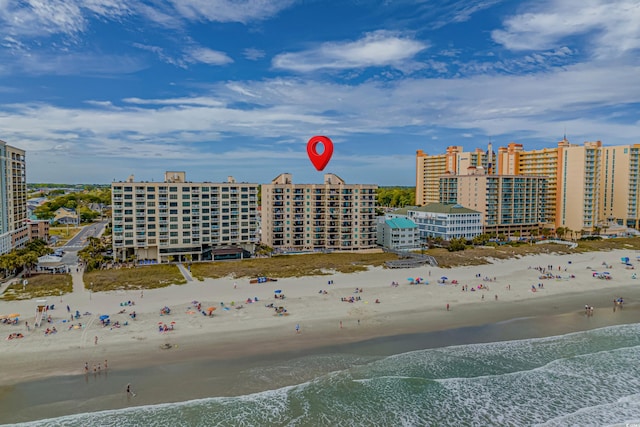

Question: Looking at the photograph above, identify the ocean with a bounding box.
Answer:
[6,313,640,426]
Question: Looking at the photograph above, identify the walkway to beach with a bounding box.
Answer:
[177,263,194,282]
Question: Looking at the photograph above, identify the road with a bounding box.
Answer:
[58,220,110,265]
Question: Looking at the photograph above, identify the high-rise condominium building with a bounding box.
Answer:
[440,167,547,236]
[111,172,259,263]
[416,145,496,206]
[557,141,640,232]
[0,141,27,255]
[497,142,560,225]
[418,139,640,233]
[261,173,377,252]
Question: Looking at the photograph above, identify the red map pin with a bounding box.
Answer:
[307,136,333,171]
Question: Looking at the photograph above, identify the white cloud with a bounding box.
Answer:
[492,0,640,57]
[185,47,233,65]
[243,47,265,61]
[122,97,225,107]
[0,51,146,76]
[2,59,638,165]
[132,43,232,68]
[165,0,295,24]
[0,0,131,38]
[272,31,428,72]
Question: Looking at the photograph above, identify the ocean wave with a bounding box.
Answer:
[10,323,640,427]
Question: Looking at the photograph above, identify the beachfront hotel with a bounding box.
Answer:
[111,172,259,263]
[0,140,28,255]
[261,173,377,252]
[416,144,496,206]
[417,139,640,234]
[440,168,547,236]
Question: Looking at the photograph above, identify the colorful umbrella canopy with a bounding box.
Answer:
[99,315,109,320]
[207,307,216,312]
[8,313,20,318]
[274,290,282,294]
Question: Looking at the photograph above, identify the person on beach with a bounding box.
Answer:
[446,303,450,311]
[126,384,135,397]
[295,323,300,334]
[94,336,98,345]
[84,362,89,373]
[339,320,343,329]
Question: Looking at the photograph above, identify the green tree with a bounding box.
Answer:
[472,234,490,246]
[448,237,467,252]
[376,187,415,207]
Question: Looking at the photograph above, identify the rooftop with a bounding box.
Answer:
[385,217,417,229]
[394,203,480,215]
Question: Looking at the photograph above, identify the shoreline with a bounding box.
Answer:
[2,280,638,388]
[1,300,639,425]
[1,248,640,422]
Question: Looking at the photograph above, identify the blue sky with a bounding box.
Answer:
[1,0,639,185]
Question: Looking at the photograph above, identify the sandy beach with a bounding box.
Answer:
[1,247,639,392]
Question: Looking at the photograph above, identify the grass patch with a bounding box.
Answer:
[1,274,72,301]
[191,252,397,280]
[429,237,640,268]
[84,265,187,292]
[49,226,82,245]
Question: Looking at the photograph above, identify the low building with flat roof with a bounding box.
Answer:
[392,203,483,241]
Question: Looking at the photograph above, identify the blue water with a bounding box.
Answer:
[14,323,640,427]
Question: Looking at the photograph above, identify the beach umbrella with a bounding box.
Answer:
[440,276,448,280]
[0,314,8,319]
[99,315,109,321]
[274,290,282,294]
[8,313,20,318]
[207,307,216,312]
[170,321,176,324]
[407,278,414,282]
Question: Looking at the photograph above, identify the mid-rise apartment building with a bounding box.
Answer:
[111,172,259,263]
[440,168,547,236]
[261,173,377,252]
[0,140,27,255]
